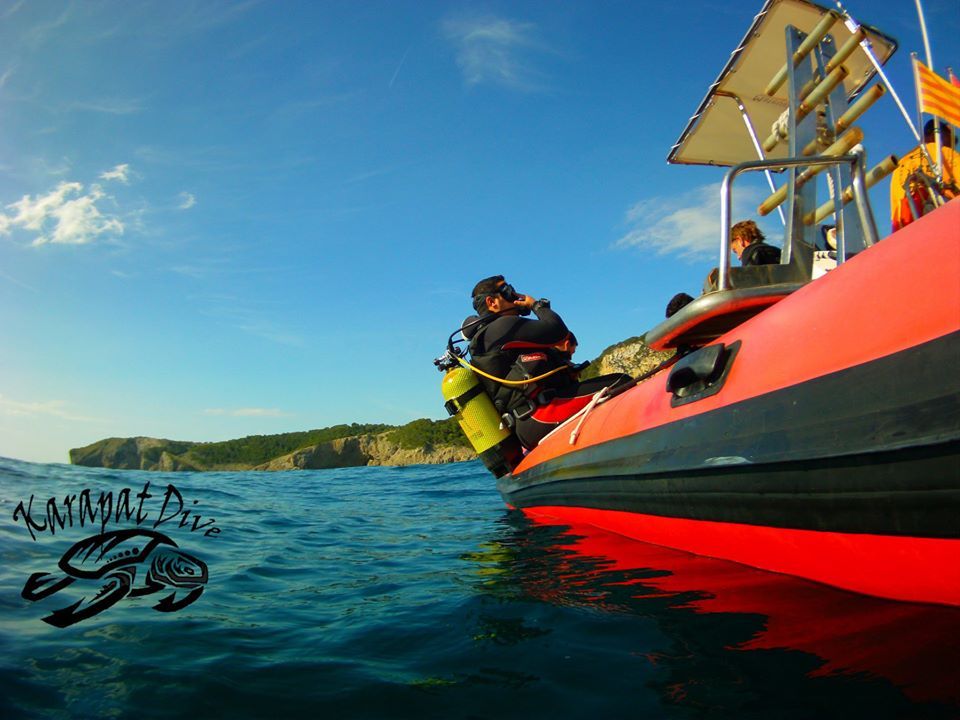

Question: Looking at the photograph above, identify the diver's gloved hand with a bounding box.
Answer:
[514,294,536,317]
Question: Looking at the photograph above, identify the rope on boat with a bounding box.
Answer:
[562,352,682,446]
[568,386,612,445]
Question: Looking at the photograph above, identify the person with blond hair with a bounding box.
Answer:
[730,220,781,265]
[703,220,781,292]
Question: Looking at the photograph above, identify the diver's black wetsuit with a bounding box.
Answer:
[467,304,631,450]
[469,305,569,366]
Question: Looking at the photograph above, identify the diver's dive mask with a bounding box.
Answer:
[472,281,530,315]
[496,282,521,303]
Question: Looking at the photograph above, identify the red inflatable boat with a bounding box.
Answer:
[495,0,960,606]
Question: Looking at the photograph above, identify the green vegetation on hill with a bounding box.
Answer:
[70,419,468,471]
[386,418,470,450]
[139,440,194,466]
[185,423,393,467]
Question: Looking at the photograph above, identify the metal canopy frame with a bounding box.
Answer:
[646,0,895,351]
[667,0,897,168]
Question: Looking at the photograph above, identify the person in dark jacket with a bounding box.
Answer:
[464,275,631,450]
[731,219,781,265]
[703,219,781,292]
[665,292,694,318]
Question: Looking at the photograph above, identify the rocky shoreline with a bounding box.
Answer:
[255,433,475,470]
[69,432,475,472]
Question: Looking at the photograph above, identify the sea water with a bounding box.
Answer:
[1,457,957,719]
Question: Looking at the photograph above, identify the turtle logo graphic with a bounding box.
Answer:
[21,529,209,628]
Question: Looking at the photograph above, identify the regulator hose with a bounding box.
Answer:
[454,354,571,386]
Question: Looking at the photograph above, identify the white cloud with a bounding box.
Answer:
[0,269,37,292]
[615,182,772,261]
[0,394,98,422]
[442,15,545,90]
[170,264,207,278]
[100,163,130,183]
[0,65,14,89]
[237,321,304,346]
[203,407,288,417]
[2,180,124,246]
[66,98,143,115]
[178,192,196,209]
[389,48,409,89]
[149,0,262,38]
[190,291,306,346]
[23,5,71,47]
[6,181,82,231]
[1,1,25,20]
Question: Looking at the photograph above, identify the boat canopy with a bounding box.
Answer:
[668,0,897,167]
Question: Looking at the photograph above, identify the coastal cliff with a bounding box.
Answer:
[69,437,203,471]
[70,428,474,472]
[255,433,475,471]
[70,337,671,472]
[582,335,673,379]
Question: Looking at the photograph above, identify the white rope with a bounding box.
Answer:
[568,386,612,445]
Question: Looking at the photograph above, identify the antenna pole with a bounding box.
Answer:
[835,1,941,176]
[914,0,943,177]
[834,1,923,146]
[915,0,934,68]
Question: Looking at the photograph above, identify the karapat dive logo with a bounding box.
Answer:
[12,482,219,627]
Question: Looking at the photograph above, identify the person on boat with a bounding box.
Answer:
[665,292,694,318]
[812,224,839,279]
[819,224,837,251]
[890,120,958,231]
[553,331,578,359]
[731,220,781,266]
[703,220,781,292]
[464,275,631,450]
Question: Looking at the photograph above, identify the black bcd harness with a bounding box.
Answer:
[468,319,579,422]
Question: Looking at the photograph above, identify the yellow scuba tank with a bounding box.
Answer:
[441,366,523,478]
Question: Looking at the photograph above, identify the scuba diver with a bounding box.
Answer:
[462,275,631,450]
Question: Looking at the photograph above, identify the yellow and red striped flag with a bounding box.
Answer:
[914,59,960,127]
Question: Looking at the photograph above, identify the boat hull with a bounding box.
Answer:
[518,505,960,606]
[500,200,960,606]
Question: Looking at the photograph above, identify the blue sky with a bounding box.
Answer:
[1,0,957,463]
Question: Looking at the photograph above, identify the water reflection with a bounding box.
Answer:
[469,510,960,717]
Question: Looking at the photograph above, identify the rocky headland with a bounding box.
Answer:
[69,431,475,473]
